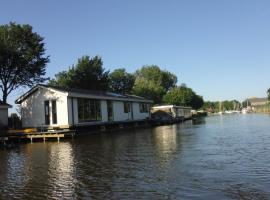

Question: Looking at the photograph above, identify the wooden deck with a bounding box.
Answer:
[0,129,76,144]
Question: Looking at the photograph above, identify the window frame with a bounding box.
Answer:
[44,100,50,125]
[52,100,57,124]
[78,98,101,123]
[124,102,130,113]
[139,103,149,113]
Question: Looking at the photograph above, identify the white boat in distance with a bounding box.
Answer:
[225,110,241,114]
[242,108,250,114]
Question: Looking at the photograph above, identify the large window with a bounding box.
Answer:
[139,103,149,113]
[78,98,101,122]
[124,102,130,113]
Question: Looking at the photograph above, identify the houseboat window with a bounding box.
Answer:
[124,102,130,113]
[139,103,149,113]
[78,98,101,122]
[44,100,50,125]
[52,100,57,124]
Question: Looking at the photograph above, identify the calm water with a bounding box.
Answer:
[1,114,270,200]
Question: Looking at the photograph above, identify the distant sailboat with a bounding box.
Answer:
[241,100,250,114]
[242,108,248,114]
[218,101,224,115]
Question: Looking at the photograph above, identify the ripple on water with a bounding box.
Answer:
[224,183,269,200]
[1,114,270,199]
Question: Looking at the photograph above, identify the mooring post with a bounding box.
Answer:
[30,137,33,143]
[57,137,60,143]
[43,137,46,143]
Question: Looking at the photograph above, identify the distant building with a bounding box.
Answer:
[15,84,153,128]
[0,100,12,128]
[248,97,269,107]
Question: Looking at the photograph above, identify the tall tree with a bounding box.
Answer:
[163,85,204,109]
[267,88,270,101]
[133,78,165,103]
[0,22,49,103]
[109,68,135,94]
[134,65,177,90]
[132,65,177,103]
[49,56,109,90]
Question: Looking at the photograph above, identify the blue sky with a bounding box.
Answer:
[1,0,270,110]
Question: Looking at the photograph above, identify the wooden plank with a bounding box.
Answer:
[0,137,8,141]
[25,134,65,139]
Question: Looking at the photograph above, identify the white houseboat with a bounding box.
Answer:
[0,101,12,128]
[15,84,153,129]
[150,105,192,122]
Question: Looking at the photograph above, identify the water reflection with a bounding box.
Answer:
[1,114,270,199]
[3,149,29,195]
[192,117,206,125]
[48,142,76,199]
[153,125,178,154]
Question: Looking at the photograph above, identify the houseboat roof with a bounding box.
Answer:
[15,84,153,104]
[0,100,12,108]
[151,105,191,109]
[247,97,268,103]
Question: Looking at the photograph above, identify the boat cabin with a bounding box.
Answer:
[15,84,153,128]
[151,105,192,120]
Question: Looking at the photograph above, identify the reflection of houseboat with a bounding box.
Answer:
[150,105,192,124]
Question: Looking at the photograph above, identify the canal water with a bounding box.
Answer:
[1,114,270,199]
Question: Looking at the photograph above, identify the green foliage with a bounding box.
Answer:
[191,95,204,110]
[48,71,71,87]
[163,85,204,109]
[49,57,205,109]
[133,78,166,103]
[109,68,135,94]
[0,22,49,103]
[49,56,109,90]
[203,100,241,112]
[267,88,270,101]
[242,100,250,108]
[132,65,177,103]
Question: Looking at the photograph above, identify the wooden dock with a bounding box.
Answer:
[0,129,76,145]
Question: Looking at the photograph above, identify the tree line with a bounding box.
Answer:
[0,22,204,109]
[202,100,241,112]
[48,56,204,109]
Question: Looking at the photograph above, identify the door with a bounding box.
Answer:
[44,100,50,125]
[52,100,57,124]
[130,102,134,120]
[107,100,113,121]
